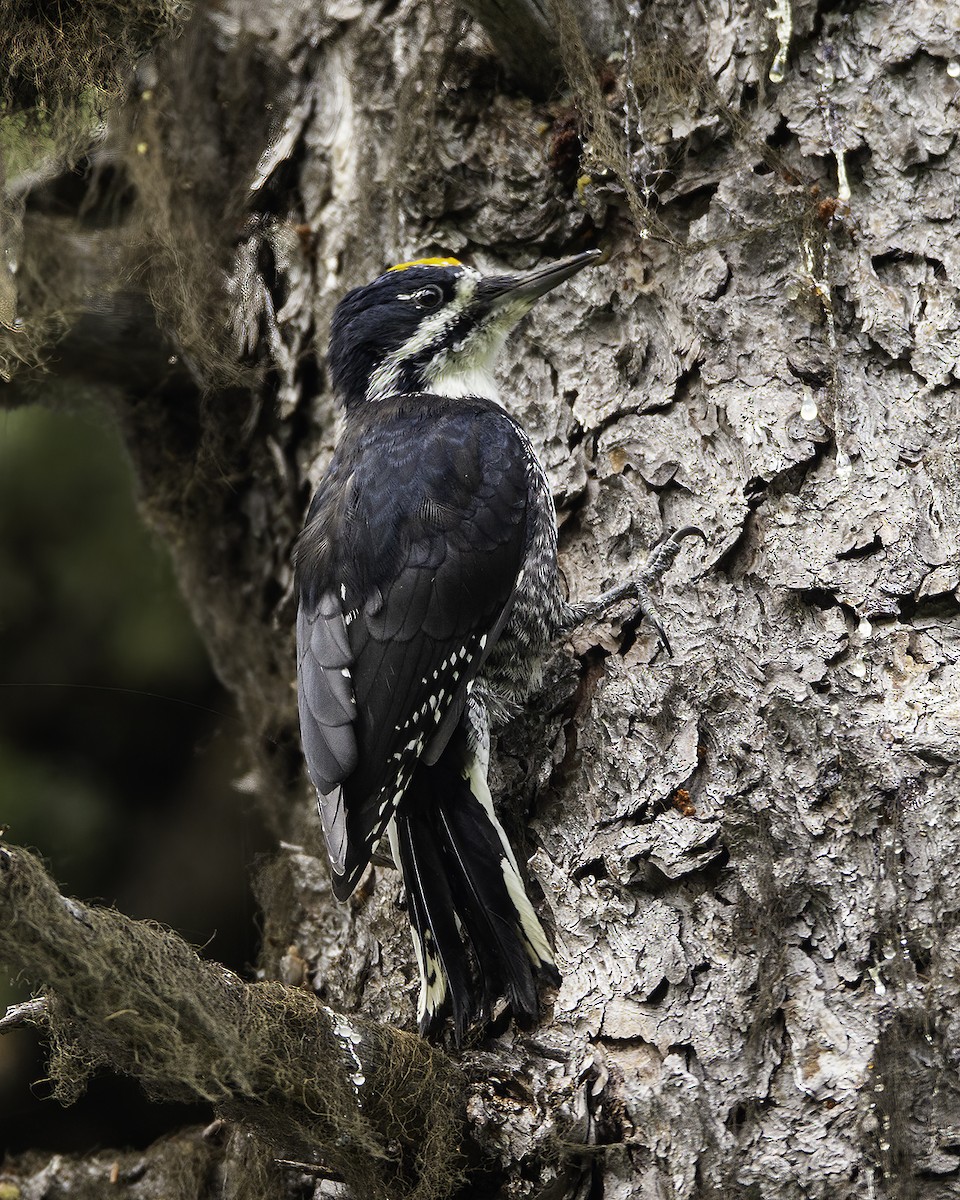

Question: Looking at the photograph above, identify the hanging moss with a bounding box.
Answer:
[1,0,183,128]
[116,18,288,388]
[0,0,187,385]
[544,0,820,250]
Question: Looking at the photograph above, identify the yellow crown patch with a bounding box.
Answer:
[388,256,462,272]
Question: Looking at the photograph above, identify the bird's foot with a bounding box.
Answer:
[559,525,706,653]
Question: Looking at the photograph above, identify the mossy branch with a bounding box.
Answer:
[0,844,465,1200]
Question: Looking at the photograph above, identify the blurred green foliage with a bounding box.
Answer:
[0,403,268,1153]
[0,404,212,887]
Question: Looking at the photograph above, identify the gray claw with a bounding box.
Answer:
[640,526,707,588]
[633,526,707,655]
[558,525,707,649]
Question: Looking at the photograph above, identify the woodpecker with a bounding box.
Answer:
[295,250,699,1043]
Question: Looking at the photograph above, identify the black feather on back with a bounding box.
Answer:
[295,393,531,898]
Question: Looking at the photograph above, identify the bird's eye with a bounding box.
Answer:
[413,286,443,309]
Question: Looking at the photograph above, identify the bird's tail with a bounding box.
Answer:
[390,735,558,1044]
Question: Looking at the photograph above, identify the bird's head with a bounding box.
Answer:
[327,250,600,407]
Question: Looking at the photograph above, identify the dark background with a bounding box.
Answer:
[0,404,270,1151]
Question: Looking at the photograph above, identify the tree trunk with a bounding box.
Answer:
[2,1,960,1197]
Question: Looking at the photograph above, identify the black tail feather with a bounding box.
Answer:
[395,733,557,1043]
[394,805,477,1043]
[437,802,539,1021]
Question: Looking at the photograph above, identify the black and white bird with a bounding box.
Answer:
[295,251,698,1042]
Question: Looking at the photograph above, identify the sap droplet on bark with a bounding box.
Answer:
[766,0,792,83]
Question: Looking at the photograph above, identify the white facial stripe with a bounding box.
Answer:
[366,301,460,402]
[366,267,480,403]
[423,297,530,401]
[454,270,479,305]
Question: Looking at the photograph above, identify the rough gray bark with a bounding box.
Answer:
[3,1,960,1198]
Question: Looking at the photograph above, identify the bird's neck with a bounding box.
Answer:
[345,364,501,409]
[421,359,500,403]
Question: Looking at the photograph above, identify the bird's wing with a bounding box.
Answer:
[295,398,531,899]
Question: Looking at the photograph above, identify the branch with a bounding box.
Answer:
[0,843,464,1200]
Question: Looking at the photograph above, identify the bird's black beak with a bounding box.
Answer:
[476,249,601,310]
